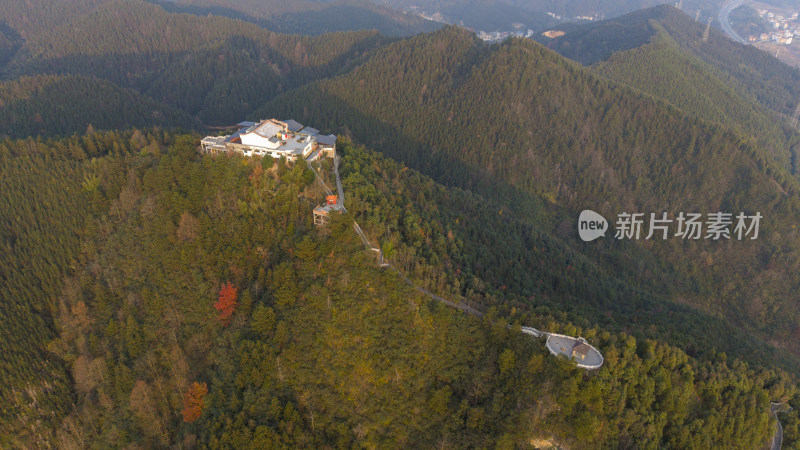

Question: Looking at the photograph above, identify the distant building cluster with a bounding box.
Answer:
[476,29,536,42]
[473,11,601,42]
[546,11,602,21]
[404,4,600,43]
[201,119,336,162]
[748,9,799,45]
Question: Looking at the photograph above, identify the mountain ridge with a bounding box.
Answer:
[253,25,800,367]
[542,5,800,119]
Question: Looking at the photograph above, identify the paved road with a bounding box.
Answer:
[770,402,793,450]
[718,0,747,44]
[521,326,544,338]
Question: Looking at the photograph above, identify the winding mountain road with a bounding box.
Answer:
[718,0,747,44]
[770,402,793,450]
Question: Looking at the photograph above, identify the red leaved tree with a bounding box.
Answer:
[182,381,208,423]
[215,281,237,325]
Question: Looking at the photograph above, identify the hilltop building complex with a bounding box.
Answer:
[201,119,336,162]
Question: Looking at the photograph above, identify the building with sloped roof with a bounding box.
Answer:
[201,118,335,162]
[316,134,337,157]
[283,119,304,133]
[572,340,592,361]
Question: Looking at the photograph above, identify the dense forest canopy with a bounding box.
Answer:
[1,132,798,447]
[0,75,195,138]
[540,5,800,209]
[0,0,389,126]
[542,5,800,118]
[1,1,799,447]
[591,27,800,173]
[256,25,800,371]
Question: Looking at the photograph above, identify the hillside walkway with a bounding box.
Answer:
[316,150,603,370]
[770,403,793,450]
[333,154,345,209]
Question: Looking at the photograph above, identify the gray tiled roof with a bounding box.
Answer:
[316,134,336,146]
[283,119,304,132]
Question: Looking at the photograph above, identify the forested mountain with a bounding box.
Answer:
[589,27,800,173]
[255,25,800,373]
[2,132,798,448]
[541,6,800,125]
[1,138,91,446]
[0,0,389,130]
[0,24,21,68]
[0,0,109,39]
[162,0,441,36]
[0,75,195,138]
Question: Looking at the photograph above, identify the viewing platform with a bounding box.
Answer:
[545,334,604,369]
[521,327,604,370]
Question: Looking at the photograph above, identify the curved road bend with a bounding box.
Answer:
[718,0,747,44]
[770,402,793,450]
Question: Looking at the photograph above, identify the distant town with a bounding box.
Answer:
[405,4,603,43]
[465,13,599,43]
[748,8,799,45]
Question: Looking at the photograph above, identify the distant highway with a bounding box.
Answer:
[718,0,747,44]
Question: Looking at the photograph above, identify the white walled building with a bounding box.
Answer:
[201,118,336,162]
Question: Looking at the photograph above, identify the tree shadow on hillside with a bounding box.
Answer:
[5,35,384,125]
[259,87,800,374]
